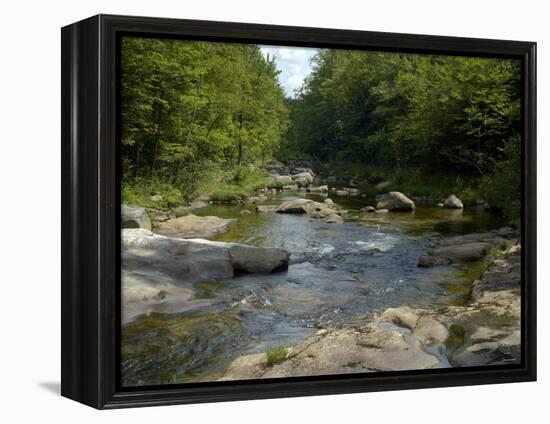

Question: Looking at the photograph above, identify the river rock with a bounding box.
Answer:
[438,233,508,249]
[150,194,163,202]
[308,208,344,223]
[361,206,376,213]
[275,199,313,214]
[291,171,314,187]
[240,209,252,215]
[266,159,285,174]
[227,244,289,273]
[274,175,293,186]
[449,246,521,366]
[282,184,299,191]
[494,227,517,238]
[291,167,315,177]
[375,209,389,213]
[428,242,493,261]
[155,214,234,239]
[122,229,290,323]
[246,195,267,204]
[470,247,521,300]
[335,190,349,196]
[417,255,452,267]
[307,185,328,193]
[376,192,415,211]
[256,205,278,213]
[380,306,420,329]
[414,316,449,345]
[275,199,343,223]
[324,198,334,205]
[443,194,464,209]
[220,312,441,380]
[220,243,522,380]
[347,188,360,196]
[122,205,152,230]
[418,231,510,266]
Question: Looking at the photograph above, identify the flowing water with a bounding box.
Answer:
[121,191,507,386]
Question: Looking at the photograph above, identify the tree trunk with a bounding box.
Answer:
[150,104,164,178]
[172,74,205,183]
[237,111,244,165]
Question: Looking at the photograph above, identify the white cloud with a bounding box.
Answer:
[260,45,318,97]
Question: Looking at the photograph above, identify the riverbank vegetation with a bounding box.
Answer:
[121,37,289,205]
[121,37,521,223]
[281,50,521,221]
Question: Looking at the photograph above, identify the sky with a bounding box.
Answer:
[259,45,318,98]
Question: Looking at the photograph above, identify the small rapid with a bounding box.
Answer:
[121,191,507,385]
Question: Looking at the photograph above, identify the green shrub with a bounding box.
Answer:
[209,188,250,202]
[445,324,465,350]
[173,206,190,217]
[481,135,521,223]
[122,179,183,209]
[266,346,288,366]
[375,181,392,193]
[459,188,479,207]
[207,166,280,202]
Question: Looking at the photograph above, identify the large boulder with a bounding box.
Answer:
[227,244,289,273]
[291,171,314,187]
[122,205,151,230]
[376,192,415,211]
[155,214,234,239]
[443,194,464,209]
[122,229,290,322]
[275,199,314,214]
[123,229,288,278]
[275,199,343,223]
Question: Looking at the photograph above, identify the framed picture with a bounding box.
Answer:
[61,14,536,409]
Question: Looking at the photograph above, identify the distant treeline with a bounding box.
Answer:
[121,39,521,221]
[282,50,521,176]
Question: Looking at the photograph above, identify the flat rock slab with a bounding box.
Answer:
[438,232,509,248]
[429,242,493,261]
[122,229,289,323]
[471,249,521,300]
[275,199,343,223]
[155,214,234,239]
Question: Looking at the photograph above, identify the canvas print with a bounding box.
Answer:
[120,36,522,387]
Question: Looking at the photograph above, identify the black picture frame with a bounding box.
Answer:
[61,14,537,409]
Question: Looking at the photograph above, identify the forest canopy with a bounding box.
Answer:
[282,50,521,176]
[121,37,289,197]
[121,37,521,221]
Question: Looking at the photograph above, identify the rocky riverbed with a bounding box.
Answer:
[121,181,520,385]
[220,243,521,380]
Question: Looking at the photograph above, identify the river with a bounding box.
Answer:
[121,191,507,386]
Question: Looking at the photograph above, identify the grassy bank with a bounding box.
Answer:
[324,163,482,204]
[122,165,283,209]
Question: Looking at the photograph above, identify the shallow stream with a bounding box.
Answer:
[121,191,507,386]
